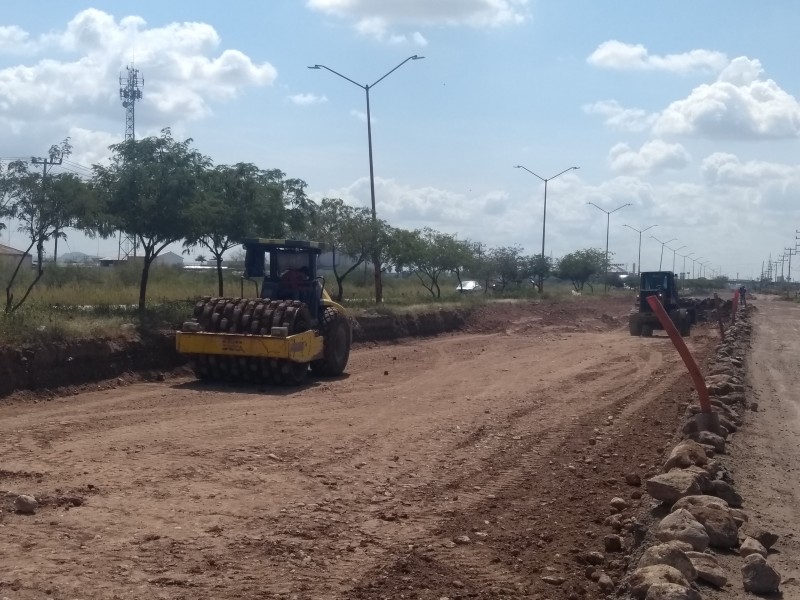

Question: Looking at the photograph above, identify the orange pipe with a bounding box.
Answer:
[645,295,712,414]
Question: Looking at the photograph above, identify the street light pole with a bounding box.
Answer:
[622,224,657,276]
[650,236,677,271]
[692,257,704,279]
[309,55,424,304]
[671,245,686,273]
[587,202,632,292]
[681,252,694,280]
[514,165,580,292]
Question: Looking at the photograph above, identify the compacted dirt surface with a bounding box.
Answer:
[0,296,720,600]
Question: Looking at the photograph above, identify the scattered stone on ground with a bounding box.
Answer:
[637,541,697,581]
[741,553,781,594]
[739,536,768,558]
[655,509,710,551]
[13,494,38,515]
[628,565,689,600]
[684,551,728,588]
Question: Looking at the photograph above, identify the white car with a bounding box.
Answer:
[456,280,482,293]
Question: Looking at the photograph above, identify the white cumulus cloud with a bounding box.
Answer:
[587,40,728,74]
[0,8,277,128]
[308,0,527,43]
[608,140,691,174]
[583,100,658,132]
[654,57,800,138]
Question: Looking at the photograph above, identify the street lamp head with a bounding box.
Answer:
[307,65,322,69]
[410,55,425,61]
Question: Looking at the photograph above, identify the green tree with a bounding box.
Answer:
[556,248,605,292]
[387,228,468,298]
[309,197,373,302]
[2,139,95,312]
[488,245,525,292]
[524,255,553,293]
[185,163,285,295]
[92,128,210,311]
[257,169,315,238]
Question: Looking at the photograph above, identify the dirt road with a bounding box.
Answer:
[699,297,800,599]
[0,299,717,599]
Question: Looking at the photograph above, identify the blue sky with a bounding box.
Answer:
[2,1,799,279]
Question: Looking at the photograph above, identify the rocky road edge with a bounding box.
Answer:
[585,305,781,600]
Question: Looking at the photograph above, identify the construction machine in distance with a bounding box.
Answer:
[628,270,695,337]
[175,239,351,385]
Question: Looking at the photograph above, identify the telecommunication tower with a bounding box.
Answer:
[120,65,143,141]
[118,65,143,259]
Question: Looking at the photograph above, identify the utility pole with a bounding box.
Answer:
[785,247,796,284]
[31,150,64,264]
[118,65,143,260]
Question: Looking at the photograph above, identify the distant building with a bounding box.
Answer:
[152,251,185,268]
[318,250,360,271]
[0,243,32,270]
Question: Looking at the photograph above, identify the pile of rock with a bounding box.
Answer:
[621,307,782,598]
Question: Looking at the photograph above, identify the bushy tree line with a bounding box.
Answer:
[0,130,618,312]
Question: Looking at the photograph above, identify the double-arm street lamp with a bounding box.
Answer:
[671,245,687,273]
[309,55,424,304]
[622,223,657,275]
[651,236,677,270]
[514,165,580,291]
[587,202,632,291]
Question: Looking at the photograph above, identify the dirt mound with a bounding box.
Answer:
[0,296,634,399]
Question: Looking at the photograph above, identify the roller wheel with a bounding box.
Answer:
[628,314,642,336]
[311,307,351,377]
[679,315,691,337]
[641,324,653,337]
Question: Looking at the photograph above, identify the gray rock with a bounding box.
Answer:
[610,496,629,511]
[541,575,565,585]
[741,553,781,594]
[739,536,767,558]
[681,503,739,548]
[729,508,748,527]
[637,542,697,581]
[629,565,689,600]
[687,430,726,453]
[682,412,724,436]
[685,551,727,588]
[752,528,779,550]
[644,583,702,600]
[598,573,615,593]
[646,470,704,505]
[604,534,624,552]
[663,440,708,471]
[583,550,605,565]
[626,472,643,486]
[709,480,742,507]
[656,509,709,552]
[14,494,38,515]
[452,535,471,545]
[671,494,728,512]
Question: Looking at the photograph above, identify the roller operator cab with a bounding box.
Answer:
[628,271,695,337]
[176,239,352,385]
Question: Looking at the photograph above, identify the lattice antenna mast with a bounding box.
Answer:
[117,65,144,259]
[120,66,143,141]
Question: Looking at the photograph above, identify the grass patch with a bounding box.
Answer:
[0,263,633,345]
